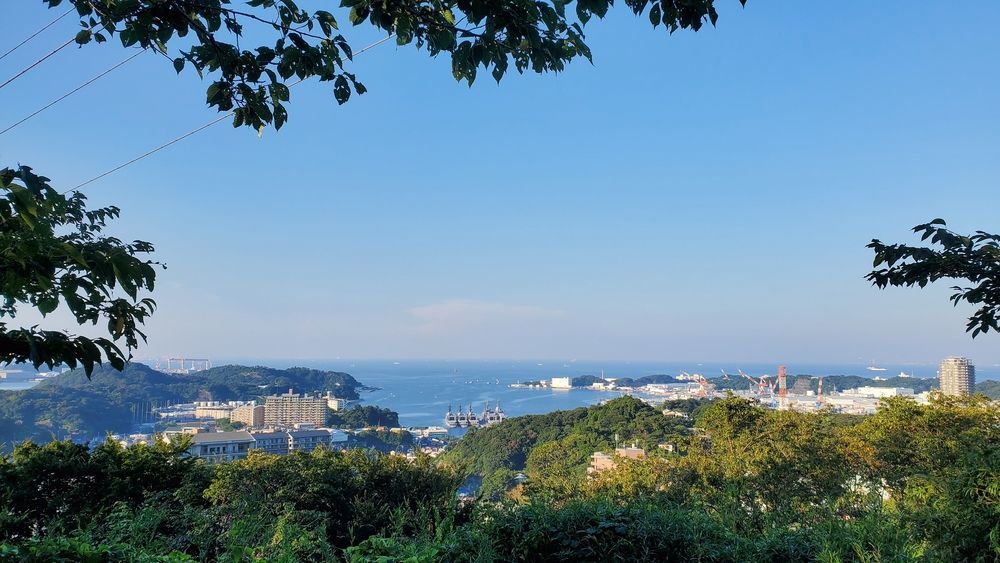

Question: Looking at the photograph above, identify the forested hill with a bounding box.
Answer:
[439,396,703,498]
[570,374,679,387]
[977,379,1000,399]
[0,363,364,447]
[44,363,365,401]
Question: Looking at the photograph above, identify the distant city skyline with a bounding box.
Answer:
[4,3,1000,364]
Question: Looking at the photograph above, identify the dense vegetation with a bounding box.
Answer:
[1,395,996,561]
[439,397,703,498]
[0,441,457,561]
[571,374,680,387]
[349,429,415,453]
[978,379,1000,399]
[0,363,363,446]
[328,406,400,429]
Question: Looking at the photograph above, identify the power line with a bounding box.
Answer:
[0,36,76,91]
[71,112,233,191]
[353,34,395,56]
[0,8,74,62]
[1,49,146,137]
[69,34,396,192]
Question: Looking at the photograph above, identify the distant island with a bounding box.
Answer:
[517,374,680,388]
[0,363,367,447]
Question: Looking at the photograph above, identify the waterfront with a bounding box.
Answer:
[0,370,52,391]
[5,358,998,427]
[223,359,1000,427]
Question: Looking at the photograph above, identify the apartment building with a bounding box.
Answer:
[186,431,254,463]
[939,356,975,396]
[264,389,327,428]
[231,404,265,427]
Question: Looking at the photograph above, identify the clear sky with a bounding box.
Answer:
[3,2,999,364]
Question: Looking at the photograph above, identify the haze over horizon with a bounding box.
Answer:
[5,2,1000,364]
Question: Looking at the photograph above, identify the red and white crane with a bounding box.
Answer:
[738,369,774,399]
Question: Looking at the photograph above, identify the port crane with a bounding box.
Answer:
[738,369,775,399]
[681,372,713,398]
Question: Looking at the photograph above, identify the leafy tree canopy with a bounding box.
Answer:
[328,405,400,429]
[868,219,1000,337]
[0,395,997,560]
[0,167,159,375]
[52,0,746,132]
[439,396,691,498]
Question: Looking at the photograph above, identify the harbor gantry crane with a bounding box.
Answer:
[738,369,775,399]
[679,372,712,398]
[693,373,714,398]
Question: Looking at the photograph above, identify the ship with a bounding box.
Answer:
[466,405,479,427]
[481,401,507,425]
[866,360,887,372]
[443,401,507,428]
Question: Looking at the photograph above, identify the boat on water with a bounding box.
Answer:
[867,361,887,372]
[466,405,479,427]
[443,402,507,428]
[481,401,507,425]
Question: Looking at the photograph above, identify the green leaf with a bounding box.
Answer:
[649,4,662,28]
[333,75,351,104]
[37,295,59,315]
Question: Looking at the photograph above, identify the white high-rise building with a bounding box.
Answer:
[550,377,572,389]
[938,357,975,396]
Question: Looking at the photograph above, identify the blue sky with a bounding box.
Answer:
[3,2,1000,364]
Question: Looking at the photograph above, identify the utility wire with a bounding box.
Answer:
[352,33,395,56]
[69,34,396,192]
[0,36,76,91]
[0,8,74,62]
[1,49,146,137]
[71,112,233,191]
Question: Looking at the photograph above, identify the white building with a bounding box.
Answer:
[326,394,348,411]
[287,429,334,453]
[195,404,235,420]
[844,387,914,398]
[185,431,255,463]
[550,377,572,389]
[939,357,975,396]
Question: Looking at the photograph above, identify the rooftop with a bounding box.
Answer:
[287,429,332,438]
[190,431,254,444]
